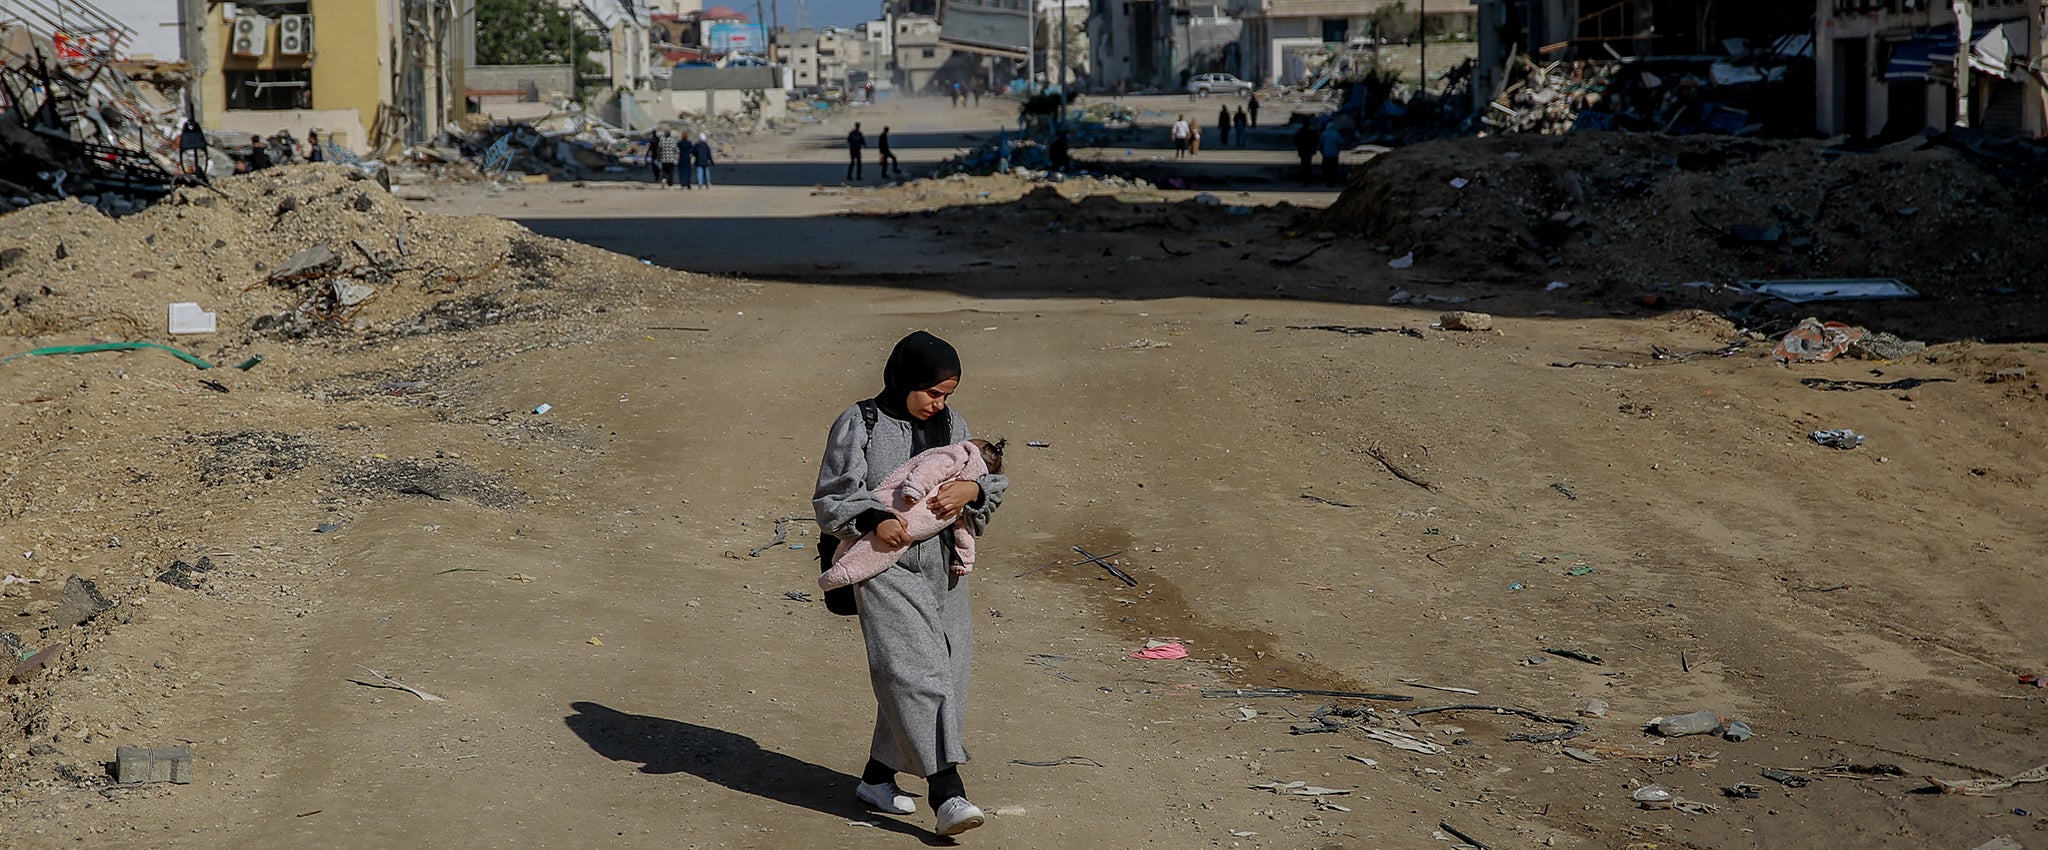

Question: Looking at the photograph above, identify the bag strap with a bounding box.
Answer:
[856,399,878,449]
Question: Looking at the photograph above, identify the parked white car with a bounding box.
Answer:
[1187,73,1254,96]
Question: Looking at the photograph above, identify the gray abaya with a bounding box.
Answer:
[813,403,1008,776]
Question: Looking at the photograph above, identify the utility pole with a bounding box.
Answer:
[1026,1,1035,94]
[1417,0,1426,91]
[180,0,208,119]
[1952,0,1972,127]
[1057,0,1068,131]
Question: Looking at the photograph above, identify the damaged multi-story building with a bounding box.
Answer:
[1816,0,2046,139]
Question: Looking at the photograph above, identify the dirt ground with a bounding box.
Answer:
[2,94,2046,850]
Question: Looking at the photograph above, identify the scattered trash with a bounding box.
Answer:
[1631,784,1674,803]
[1542,646,1603,666]
[1800,377,1950,392]
[1202,687,1412,701]
[1073,545,1138,586]
[1545,281,1571,291]
[166,302,218,335]
[1548,482,1577,500]
[1563,747,1602,763]
[533,403,553,415]
[1721,783,1762,798]
[1809,429,1866,449]
[1650,710,1725,738]
[1749,279,1919,303]
[1356,727,1448,755]
[1129,641,1188,660]
[1930,763,2048,796]
[2020,674,2048,688]
[1026,441,1052,448]
[2,342,214,370]
[783,591,813,602]
[1969,837,2024,850]
[1252,780,1351,796]
[1761,769,1811,788]
[1991,368,2031,384]
[156,557,216,590]
[1564,565,1595,577]
[233,355,266,371]
[1848,331,1928,361]
[747,515,817,558]
[586,637,604,646]
[1578,699,1610,718]
[1387,288,1467,305]
[1387,252,1415,269]
[1398,703,1588,743]
[351,665,445,702]
[115,745,193,785]
[1773,317,1865,363]
[1301,494,1357,508]
[8,643,64,685]
[1448,178,1471,189]
[315,523,342,534]
[1398,679,1479,696]
[1721,720,1755,742]
[1438,822,1494,850]
[1438,310,1493,331]
[1009,755,1104,768]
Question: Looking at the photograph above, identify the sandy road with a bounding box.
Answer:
[8,87,2046,850]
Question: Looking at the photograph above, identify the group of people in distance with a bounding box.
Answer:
[1170,94,1259,158]
[646,128,717,189]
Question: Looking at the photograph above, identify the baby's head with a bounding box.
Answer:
[969,438,1006,475]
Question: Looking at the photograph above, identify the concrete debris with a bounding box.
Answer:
[51,575,110,628]
[1484,36,1810,138]
[1439,310,1494,331]
[0,28,182,215]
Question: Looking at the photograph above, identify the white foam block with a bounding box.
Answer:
[167,302,217,335]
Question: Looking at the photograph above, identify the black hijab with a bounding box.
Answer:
[874,330,960,449]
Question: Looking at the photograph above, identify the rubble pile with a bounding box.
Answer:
[0,163,695,348]
[1317,132,2048,336]
[0,25,187,215]
[1481,39,1810,138]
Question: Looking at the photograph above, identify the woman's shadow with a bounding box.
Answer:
[564,701,943,843]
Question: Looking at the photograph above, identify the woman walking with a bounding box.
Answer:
[813,331,1008,837]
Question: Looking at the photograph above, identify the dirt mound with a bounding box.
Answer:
[1319,133,2047,297]
[0,164,681,349]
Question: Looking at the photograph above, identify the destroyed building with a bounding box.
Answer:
[93,0,474,154]
[1816,1,2047,140]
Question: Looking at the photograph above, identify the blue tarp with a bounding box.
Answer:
[1883,21,2002,82]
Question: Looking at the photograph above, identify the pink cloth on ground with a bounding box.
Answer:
[819,441,990,591]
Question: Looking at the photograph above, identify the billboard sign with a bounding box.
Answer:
[707,22,763,53]
[938,0,1030,54]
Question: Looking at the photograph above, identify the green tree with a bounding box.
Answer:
[476,0,606,101]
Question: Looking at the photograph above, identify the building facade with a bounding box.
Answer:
[895,14,948,91]
[1815,0,2043,139]
[193,0,470,152]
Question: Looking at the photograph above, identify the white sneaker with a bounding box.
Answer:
[856,781,917,815]
[935,797,985,836]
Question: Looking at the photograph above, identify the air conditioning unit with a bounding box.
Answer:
[231,15,269,57]
[278,15,311,55]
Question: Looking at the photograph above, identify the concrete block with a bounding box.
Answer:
[52,575,110,627]
[115,745,192,784]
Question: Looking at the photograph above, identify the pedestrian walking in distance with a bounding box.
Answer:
[1249,93,1261,127]
[677,131,698,188]
[1217,106,1232,148]
[656,129,682,187]
[1234,107,1248,148]
[847,122,867,181]
[692,134,715,187]
[1170,115,1190,159]
[1293,119,1316,183]
[879,126,902,177]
